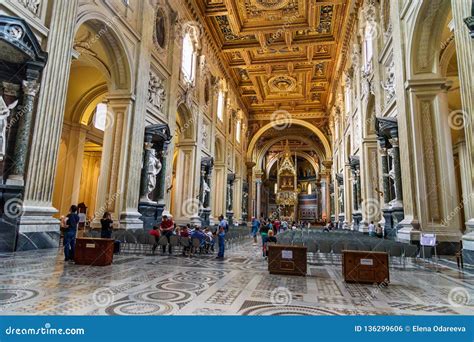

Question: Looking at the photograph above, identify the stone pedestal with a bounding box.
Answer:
[338,213,345,228]
[226,210,234,226]
[0,185,23,252]
[352,212,362,231]
[199,207,211,227]
[382,207,395,238]
[190,215,202,227]
[138,202,163,231]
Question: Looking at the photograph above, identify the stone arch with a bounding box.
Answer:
[408,0,452,76]
[256,135,325,170]
[214,136,225,163]
[265,151,319,178]
[246,119,332,161]
[364,94,376,137]
[74,12,133,91]
[176,103,195,140]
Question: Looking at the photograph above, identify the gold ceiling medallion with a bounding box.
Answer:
[253,0,290,11]
[268,75,297,92]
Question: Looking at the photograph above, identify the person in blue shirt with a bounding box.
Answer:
[191,226,206,252]
[64,205,79,262]
[191,226,206,243]
[215,216,228,258]
[218,215,229,233]
[251,217,260,245]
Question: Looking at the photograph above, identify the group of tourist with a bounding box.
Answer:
[149,215,228,259]
[251,217,287,258]
[325,220,384,238]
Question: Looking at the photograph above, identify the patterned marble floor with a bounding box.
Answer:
[0,239,473,316]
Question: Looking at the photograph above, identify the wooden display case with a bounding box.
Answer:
[268,244,307,276]
[75,238,114,266]
[342,250,389,284]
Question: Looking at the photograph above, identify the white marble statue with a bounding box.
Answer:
[202,178,211,206]
[0,97,18,161]
[142,143,162,202]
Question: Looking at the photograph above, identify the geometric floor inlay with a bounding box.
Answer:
[0,238,472,316]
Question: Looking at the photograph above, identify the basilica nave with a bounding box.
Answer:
[0,0,473,316]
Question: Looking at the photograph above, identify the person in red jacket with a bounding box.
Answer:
[159,215,174,254]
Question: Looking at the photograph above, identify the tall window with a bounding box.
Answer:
[308,183,312,195]
[344,86,352,114]
[93,103,107,131]
[181,32,195,82]
[236,120,241,143]
[217,90,225,121]
[364,24,374,70]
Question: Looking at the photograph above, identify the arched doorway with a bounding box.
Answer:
[52,19,131,229]
[169,103,196,223]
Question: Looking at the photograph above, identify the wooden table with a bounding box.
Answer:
[75,238,114,266]
[268,244,307,276]
[342,250,389,284]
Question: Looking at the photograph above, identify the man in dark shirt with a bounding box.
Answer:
[64,205,79,262]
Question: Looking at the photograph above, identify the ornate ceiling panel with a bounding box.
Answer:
[197,0,349,119]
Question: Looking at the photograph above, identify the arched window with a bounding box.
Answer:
[364,23,374,70]
[93,103,107,131]
[181,32,195,82]
[344,86,352,114]
[307,183,312,195]
[217,90,225,121]
[236,120,241,143]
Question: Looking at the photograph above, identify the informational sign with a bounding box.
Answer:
[420,233,436,246]
[86,243,96,248]
[360,258,374,266]
[281,250,293,259]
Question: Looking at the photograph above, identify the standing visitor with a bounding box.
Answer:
[216,226,225,259]
[251,217,259,245]
[368,221,376,237]
[64,205,79,262]
[160,215,174,254]
[100,212,113,239]
[218,215,228,233]
[259,221,270,258]
[376,223,383,238]
[273,219,280,235]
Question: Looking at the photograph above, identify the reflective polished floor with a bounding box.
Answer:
[0,238,473,316]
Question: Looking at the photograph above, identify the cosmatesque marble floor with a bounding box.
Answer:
[0,238,473,316]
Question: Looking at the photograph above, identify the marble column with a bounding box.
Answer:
[378,138,391,207]
[322,160,332,222]
[246,161,255,221]
[336,173,345,227]
[452,0,474,262]
[389,135,403,208]
[18,0,79,248]
[7,80,40,185]
[349,156,362,230]
[256,177,262,219]
[226,173,235,224]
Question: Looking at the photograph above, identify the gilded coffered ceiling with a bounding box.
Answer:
[195,0,349,121]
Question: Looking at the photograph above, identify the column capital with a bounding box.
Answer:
[22,80,40,97]
[322,160,333,168]
[2,82,21,97]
